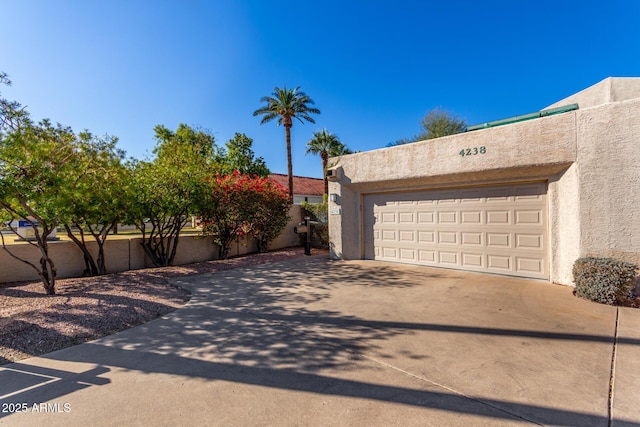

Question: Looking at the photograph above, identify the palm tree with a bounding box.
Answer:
[253,85,320,199]
[306,129,351,196]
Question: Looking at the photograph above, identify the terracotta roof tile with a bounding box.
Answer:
[268,173,324,196]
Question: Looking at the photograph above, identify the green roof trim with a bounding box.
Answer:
[466,103,579,132]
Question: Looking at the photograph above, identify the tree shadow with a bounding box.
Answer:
[0,257,633,425]
[3,343,602,426]
[0,362,110,419]
[0,287,48,299]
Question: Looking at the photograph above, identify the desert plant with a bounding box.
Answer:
[572,257,638,305]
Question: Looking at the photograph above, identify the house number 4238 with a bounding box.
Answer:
[459,146,486,157]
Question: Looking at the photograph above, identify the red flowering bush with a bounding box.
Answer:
[249,177,292,253]
[199,171,291,259]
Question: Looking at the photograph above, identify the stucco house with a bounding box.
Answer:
[269,173,324,204]
[328,77,640,285]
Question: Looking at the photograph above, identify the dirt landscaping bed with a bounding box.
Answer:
[0,246,327,365]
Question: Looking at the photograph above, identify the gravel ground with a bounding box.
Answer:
[0,246,327,366]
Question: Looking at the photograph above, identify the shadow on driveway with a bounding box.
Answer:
[1,257,636,426]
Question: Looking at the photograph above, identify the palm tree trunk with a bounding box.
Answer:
[285,124,294,201]
[321,152,328,196]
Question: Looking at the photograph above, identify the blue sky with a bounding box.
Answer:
[1,1,639,178]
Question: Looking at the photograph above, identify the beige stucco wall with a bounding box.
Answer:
[329,78,640,286]
[0,205,302,284]
[332,110,576,191]
[546,77,640,110]
[574,98,640,266]
[547,163,581,284]
[268,204,304,250]
[329,111,579,283]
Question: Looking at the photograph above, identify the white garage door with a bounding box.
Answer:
[363,183,548,279]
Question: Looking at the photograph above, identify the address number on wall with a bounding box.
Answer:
[459,146,487,157]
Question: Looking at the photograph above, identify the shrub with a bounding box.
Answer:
[249,178,291,253]
[572,257,638,305]
[199,171,291,259]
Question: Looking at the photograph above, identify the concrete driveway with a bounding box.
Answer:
[1,256,639,426]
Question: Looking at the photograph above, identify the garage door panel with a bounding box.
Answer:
[516,234,543,249]
[460,197,482,204]
[486,210,510,224]
[382,247,397,258]
[487,233,510,248]
[515,194,544,202]
[398,248,413,260]
[381,212,397,223]
[517,257,544,274]
[382,230,396,241]
[398,212,415,223]
[399,230,415,242]
[488,255,512,271]
[462,253,483,267]
[461,210,483,224]
[462,232,482,246]
[436,194,458,204]
[487,196,510,203]
[419,250,436,262]
[418,211,435,223]
[418,231,435,243]
[438,211,457,224]
[438,231,458,245]
[515,210,543,225]
[364,182,548,279]
[439,251,458,265]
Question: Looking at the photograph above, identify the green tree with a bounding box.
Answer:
[389,108,466,146]
[125,124,219,267]
[218,133,270,177]
[0,119,79,295]
[305,129,352,195]
[253,85,320,199]
[0,72,28,131]
[58,132,128,276]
